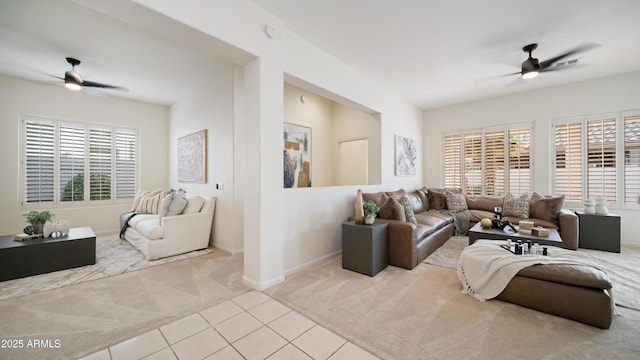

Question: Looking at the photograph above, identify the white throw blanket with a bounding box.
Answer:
[457,240,604,302]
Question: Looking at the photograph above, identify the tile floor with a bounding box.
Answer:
[80,290,379,360]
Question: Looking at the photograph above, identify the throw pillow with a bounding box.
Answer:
[397,193,417,224]
[167,189,188,216]
[136,189,163,214]
[427,188,447,210]
[378,197,406,221]
[158,192,174,218]
[131,189,146,212]
[502,193,530,219]
[445,189,468,212]
[183,195,205,214]
[530,192,565,221]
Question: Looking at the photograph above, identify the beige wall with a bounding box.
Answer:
[0,75,169,235]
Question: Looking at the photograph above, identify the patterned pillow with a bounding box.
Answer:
[445,189,468,212]
[387,192,416,224]
[136,189,163,214]
[503,193,530,219]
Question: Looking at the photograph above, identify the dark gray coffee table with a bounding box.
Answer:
[468,222,562,248]
[0,227,96,281]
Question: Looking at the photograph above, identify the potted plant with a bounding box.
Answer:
[23,210,54,235]
[362,200,380,225]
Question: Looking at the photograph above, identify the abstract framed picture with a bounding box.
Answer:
[178,129,207,183]
[283,122,311,188]
[395,134,417,176]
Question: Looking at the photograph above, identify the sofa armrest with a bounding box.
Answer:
[375,218,418,269]
[558,209,578,250]
[161,212,214,243]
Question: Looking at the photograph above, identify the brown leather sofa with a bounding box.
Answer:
[359,187,579,270]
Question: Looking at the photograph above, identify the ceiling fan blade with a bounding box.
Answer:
[539,43,600,70]
[82,79,128,91]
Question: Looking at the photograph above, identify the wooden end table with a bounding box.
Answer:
[0,227,96,281]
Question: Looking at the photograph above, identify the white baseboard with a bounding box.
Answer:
[285,250,342,276]
[213,244,244,255]
[243,274,285,291]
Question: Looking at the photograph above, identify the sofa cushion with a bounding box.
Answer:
[445,189,468,212]
[406,191,426,213]
[427,189,447,210]
[530,193,564,222]
[469,209,494,223]
[362,192,389,206]
[132,217,164,240]
[503,193,530,219]
[415,210,453,231]
[466,195,504,212]
[183,195,205,214]
[416,187,430,210]
[378,197,406,221]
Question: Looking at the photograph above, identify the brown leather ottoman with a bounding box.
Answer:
[496,263,614,329]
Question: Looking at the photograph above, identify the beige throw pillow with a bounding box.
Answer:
[136,189,163,214]
[530,192,564,221]
[445,189,468,212]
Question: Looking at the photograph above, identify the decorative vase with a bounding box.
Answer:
[56,219,70,236]
[583,198,596,214]
[354,189,365,224]
[594,197,608,215]
[43,221,55,237]
[364,214,375,224]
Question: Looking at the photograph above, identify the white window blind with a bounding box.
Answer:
[624,114,640,205]
[59,125,85,202]
[587,117,616,205]
[508,127,531,196]
[89,129,112,201]
[115,131,137,199]
[484,130,505,196]
[22,116,138,208]
[25,121,55,203]
[554,122,582,201]
[443,134,461,189]
[464,133,482,195]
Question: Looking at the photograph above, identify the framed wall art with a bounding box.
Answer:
[395,134,417,176]
[178,129,207,183]
[284,122,311,188]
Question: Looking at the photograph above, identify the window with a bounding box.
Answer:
[553,110,640,209]
[22,115,138,208]
[443,125,532,196]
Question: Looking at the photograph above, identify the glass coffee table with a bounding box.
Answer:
[468,222,562,248]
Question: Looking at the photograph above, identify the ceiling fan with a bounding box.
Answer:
[56,57,127,91]
[515,43,600,79]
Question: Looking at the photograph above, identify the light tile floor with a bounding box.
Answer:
[80,291,379,360]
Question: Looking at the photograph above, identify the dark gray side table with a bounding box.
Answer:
[575,211,620,253]
[341,220,388,276]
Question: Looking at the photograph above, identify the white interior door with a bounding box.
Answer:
[338,139,368,185]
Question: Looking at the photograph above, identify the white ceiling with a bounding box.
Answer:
[252,0,640,109]
[1,1,639,109]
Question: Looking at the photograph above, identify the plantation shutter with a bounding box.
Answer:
[624,115,640,205]
[115,131,137,199]
[59,125,85,202]
[24,120,55,203]
[554,122,582,201]
[89,128,112,201]
[587,118,616,205]
[484,130,505,196]
[443,134,461,189]
[464,132,482,195]
[508,127,531,196]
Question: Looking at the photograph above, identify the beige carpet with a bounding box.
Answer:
[0,234,212,301]
[266,246,640,360]
[0,251,249,360]
[424,236,640,311]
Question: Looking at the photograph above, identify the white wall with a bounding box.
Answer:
[424,70,640,245]
[168,60,240,253]
[0,75,169,235]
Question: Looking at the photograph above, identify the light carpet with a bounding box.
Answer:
[424,236,640,311]
[266,251,640,360]
[0,233,212,301]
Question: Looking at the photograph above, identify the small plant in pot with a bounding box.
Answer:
[23,210,54,235]
[362,200,380,225]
